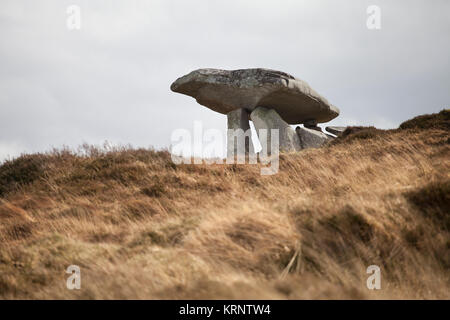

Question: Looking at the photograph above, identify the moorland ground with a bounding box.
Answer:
[0,110,448,299]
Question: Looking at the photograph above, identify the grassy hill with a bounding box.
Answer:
[0,110,449,299]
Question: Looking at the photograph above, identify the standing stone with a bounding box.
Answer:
[250,107,301,154]
[227,108,254,159]
[296,126,330,149]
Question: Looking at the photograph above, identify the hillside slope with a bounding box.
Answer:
[0,110,449,299]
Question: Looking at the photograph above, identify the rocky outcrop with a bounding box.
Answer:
[296,126,330,149]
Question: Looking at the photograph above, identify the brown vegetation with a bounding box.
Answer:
[0,110,449,299]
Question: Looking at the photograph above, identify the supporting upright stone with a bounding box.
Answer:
[227,108,254,159]
[295,126,331,149]
[250,107,301,154]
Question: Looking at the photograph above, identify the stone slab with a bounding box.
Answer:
[171,68,340,124]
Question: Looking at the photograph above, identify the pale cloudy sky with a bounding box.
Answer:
[0,0,449,161]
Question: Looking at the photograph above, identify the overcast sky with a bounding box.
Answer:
[1,0,449,161]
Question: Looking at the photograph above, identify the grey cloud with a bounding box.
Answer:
[0,0,449,161]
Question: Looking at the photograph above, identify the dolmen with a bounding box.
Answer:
[170,68,341,157]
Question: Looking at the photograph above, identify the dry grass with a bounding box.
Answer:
[0,110,449,299]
